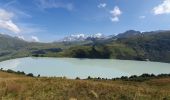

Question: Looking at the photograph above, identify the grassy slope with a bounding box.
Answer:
[0,71,170,100]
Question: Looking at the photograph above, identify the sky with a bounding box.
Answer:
[0,0,170,42]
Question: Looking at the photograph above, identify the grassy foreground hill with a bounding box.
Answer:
[0,71,170,100]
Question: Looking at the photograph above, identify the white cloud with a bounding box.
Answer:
[98,3,106,8]
[0,20,20,33]
[0,8,13,20]
[110,6,122,22]
[0,8,20,33]
[31,36,39,42]
[139,16,146,19]
[153,0,170,15]
[35,0,74,11]
[110,6,122,16]
[110,16,119,22]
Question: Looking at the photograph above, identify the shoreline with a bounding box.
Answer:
[1,69,170,81]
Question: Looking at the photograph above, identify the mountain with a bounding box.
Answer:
[58,30,147,42]
[61,33,105,42]
[1,30,170,63]
[0,34,28,61]
[116,30,141,38]
[0,34,29,50]
[58,30,170,62]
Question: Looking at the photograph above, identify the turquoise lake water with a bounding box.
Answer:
[0,57,170,79]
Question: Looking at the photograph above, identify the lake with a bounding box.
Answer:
[0,57,170,79]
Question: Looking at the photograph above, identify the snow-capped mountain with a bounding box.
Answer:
[61,33,105,42]
[89,33,103,38]
[60,30,165,42]
[62,34,86,41]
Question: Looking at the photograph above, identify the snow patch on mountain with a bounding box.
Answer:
[61,33,105,42]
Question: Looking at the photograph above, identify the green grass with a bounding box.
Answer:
[0,71,170,100]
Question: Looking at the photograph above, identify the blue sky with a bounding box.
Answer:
[0,0,170,42]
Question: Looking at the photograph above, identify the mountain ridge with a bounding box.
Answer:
[1,30,170,63]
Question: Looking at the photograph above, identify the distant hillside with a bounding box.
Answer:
[0,34,62,61]
[0,34,28,61]
[0,33,90,61]
[116,30,141,38]
[1,30,170,63]
[57,30,170,62]
[0,34,28,50]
